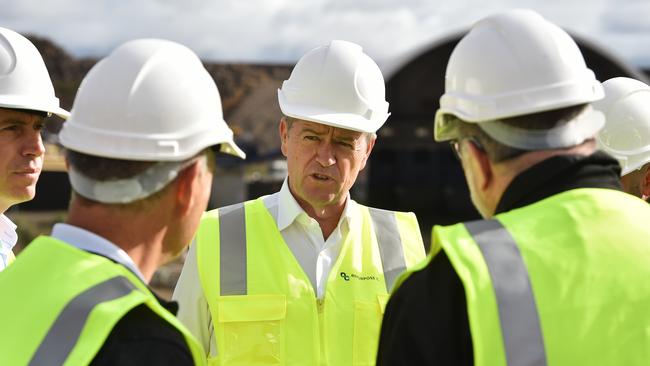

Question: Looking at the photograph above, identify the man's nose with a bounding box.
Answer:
[315,142,336,167]
[22,129,45,158]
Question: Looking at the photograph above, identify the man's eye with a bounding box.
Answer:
[304,135,320,141]
[1,125,19,132]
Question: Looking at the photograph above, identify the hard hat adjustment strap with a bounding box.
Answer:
[478,106,606,150]
[68,157,200,204]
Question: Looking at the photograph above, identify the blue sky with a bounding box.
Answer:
[2,0,650,67]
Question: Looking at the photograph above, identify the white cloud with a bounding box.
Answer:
[1,0,649,67]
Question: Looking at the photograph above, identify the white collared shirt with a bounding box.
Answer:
[173,178,354,356]
[263,178,352,298]
[0,214,18,271]
[51,223,146,282]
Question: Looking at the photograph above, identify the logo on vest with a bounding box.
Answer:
[340,271,379,282]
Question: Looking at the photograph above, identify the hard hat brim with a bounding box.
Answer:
[49,106,71,120]
[60,119,246,161]
[219,139,246,159]
[597,135,650,176]
[279,97,389,134]
[0,102,70,120]
[433,110,461,142]
[437,77,604,125]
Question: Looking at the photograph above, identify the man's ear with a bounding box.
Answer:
[641,165,650,200]
[279,117,289,157]
[174,161,201,216]
[359,134,376,171]
[466,140,493,191]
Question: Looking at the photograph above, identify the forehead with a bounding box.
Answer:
[0,107,44,124]
[294,120,363,138]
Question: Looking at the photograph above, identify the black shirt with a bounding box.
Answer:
[88,263,194,365]
[376,152,622,366]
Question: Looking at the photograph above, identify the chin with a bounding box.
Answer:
[307,194,339,206]
[300,188,334,202]
[9,188,37,205]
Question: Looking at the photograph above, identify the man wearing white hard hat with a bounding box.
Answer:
[0,39,244,365]
[595,77,650,201]
[0,27,70,271]
[377,9,650,365]
[174,40,425,365]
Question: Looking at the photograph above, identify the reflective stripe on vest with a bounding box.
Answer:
[464,219,547,366]
[29,276,138,366]
[368,207,407,291]
[219,202,247,295]
[218,204,407,295]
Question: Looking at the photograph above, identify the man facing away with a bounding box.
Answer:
[0,39,245,365]
[596,77,650,201]
[0,27,70,271]
[377,9,650,366]
[174,40,426,366]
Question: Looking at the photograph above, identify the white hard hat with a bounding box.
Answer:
[60,39,245,162]
[595,77,650,176]
[278,40,389,134]
[434,9,605,149]
[0,27,69,119]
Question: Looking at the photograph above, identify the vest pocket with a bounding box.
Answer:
[216,294,287,366]
[352,294,390,365]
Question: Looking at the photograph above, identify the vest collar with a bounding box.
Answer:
[51,223,146,282]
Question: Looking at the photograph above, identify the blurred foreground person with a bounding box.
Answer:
[378,9,650,366]
[596,77,650,201]
[0,39,244,365]
[0,27,69,271]
[174,40,425,366]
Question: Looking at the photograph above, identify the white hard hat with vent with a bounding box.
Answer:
[278,40,390,134]
[0,27,69,118]
[60,39,245,162]
[434,9,605,150]
[595,77,650,176]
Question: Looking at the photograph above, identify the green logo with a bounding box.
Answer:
[340,271,378,282]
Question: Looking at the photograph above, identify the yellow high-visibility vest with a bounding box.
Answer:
[398,188,650,365]
[195,198,425,365]
[0,236,206,366]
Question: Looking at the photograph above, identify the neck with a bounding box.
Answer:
[489,142,597,215]
[290,189,346,240]
[66,200,169,282]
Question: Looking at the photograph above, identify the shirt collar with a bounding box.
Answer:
[0,214,18,251]
[496,151,623,214]
[51,223,146,282]
[277,178,355,231]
